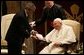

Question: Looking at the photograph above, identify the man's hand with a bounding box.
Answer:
[29,21,36,27]
[30,35,38,39]
[30,30,38,35]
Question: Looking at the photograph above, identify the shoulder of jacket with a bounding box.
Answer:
[54,4,62,8]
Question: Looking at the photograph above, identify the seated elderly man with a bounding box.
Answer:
[32,18,76,54]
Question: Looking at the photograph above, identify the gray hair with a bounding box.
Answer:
[25,2,36,11]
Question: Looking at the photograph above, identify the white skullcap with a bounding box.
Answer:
[53,18,62,23]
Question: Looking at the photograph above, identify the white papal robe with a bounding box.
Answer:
[39,24,76,54]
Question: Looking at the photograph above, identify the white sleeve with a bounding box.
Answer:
[36,33,44,41]
[45,29,55,42]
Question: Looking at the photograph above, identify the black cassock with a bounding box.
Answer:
[35,4,66,33]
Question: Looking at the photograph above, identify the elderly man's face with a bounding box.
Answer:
[45,1,54,8]
[53,21,62,30]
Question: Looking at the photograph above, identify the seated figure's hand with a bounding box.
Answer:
[29,21,36,28]
[36,33,44,41]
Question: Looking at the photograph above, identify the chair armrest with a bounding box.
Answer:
[1,39,7,46]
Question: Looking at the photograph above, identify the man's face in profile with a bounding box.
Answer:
[25,3,36,14]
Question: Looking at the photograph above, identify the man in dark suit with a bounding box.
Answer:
[5,2,36,54]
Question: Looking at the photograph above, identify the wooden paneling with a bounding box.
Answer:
[6,1,20,14]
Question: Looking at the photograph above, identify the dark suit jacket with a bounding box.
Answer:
[35,4,66,26]
[5,10,32,44]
